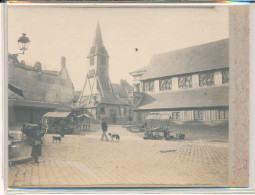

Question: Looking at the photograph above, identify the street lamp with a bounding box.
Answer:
[17,33,30,54]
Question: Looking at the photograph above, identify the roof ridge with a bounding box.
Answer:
[153,38,229,57]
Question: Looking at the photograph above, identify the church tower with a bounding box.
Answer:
[78,23,117,106]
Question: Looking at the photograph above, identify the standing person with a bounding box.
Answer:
[31,129,41,164]
[101,118,109,141]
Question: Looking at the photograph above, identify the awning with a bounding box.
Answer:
[146,112,172,120]
[8,84,24,97]
[43,112,71,118]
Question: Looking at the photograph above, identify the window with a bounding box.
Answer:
[143,80,154,92]
[90,56,94,66]
[219,109,229,120]
[88,69,95,78]
[100,107,105,115]
[159,78,172,91]
[172,112,180,120]
[194,110,204,120]
[219,110,225,120]
[222,69,229,84]
[199,72,215,87]
[178,75,192,88]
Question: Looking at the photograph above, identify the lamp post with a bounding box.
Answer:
[17,33,30,54]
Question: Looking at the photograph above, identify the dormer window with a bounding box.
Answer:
[199,72,215,87]
[90,56,94,66]
[159,78,172,91]
[178,75,192,88]
[143,80,154,92]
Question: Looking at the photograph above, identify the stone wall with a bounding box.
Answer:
[8,55,74,104]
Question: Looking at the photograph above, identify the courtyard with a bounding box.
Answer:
[8,125,228,188]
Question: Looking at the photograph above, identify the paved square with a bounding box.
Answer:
[8,125,228,187]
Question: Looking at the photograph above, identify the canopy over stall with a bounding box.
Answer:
[144,112,185,140]
[42,112,75,134]
[145,112,173,131]
[76,112,94,131]
[77,113,94,118]
[146,112,172,120]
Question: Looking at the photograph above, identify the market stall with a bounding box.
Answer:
[143,112,185,140]
[42,112,76,134]
[76,113,94,131]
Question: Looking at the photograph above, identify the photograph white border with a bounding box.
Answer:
[1,2,254,194]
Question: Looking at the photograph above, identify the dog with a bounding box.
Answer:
[108,133,120,142]
[52,136,62,143]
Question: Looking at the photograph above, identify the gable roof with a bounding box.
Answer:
[112,82,132,98]
[134,85,229,111]
[140,39,229,80]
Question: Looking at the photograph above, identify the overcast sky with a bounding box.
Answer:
[8,6,229,90]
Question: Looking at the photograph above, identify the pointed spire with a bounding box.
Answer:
[93,22,103,45]
[88,22,108,58]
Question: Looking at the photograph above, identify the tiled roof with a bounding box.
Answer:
[140,39,229,80]
[112,83,128,98]
[75,100,99,109]
[129,67,147,75]
[8,54,58,76]
[134,85,229,111]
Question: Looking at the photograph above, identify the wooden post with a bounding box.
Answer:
[88,74,96,104]
[78,75,88,104]
[96,77,105,97]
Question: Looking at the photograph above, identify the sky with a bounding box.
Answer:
[8,6,229,91]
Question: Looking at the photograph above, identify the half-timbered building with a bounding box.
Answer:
[130,39,229,123]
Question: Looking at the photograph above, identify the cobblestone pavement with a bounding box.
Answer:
[8,125,228,188]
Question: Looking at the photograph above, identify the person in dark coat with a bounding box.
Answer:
[101,119,109,141]
[31,129,42,163]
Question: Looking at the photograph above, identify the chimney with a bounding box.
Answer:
[61,56,66,68]
[34,61,42,71]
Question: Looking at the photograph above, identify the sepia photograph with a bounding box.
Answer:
[6,4,249,188]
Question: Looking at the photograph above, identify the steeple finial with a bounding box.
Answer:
[93,22,103,45]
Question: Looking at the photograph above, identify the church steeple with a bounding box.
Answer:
[88,22,108,58]
[93,22,103,46]
[77,22,129,123]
